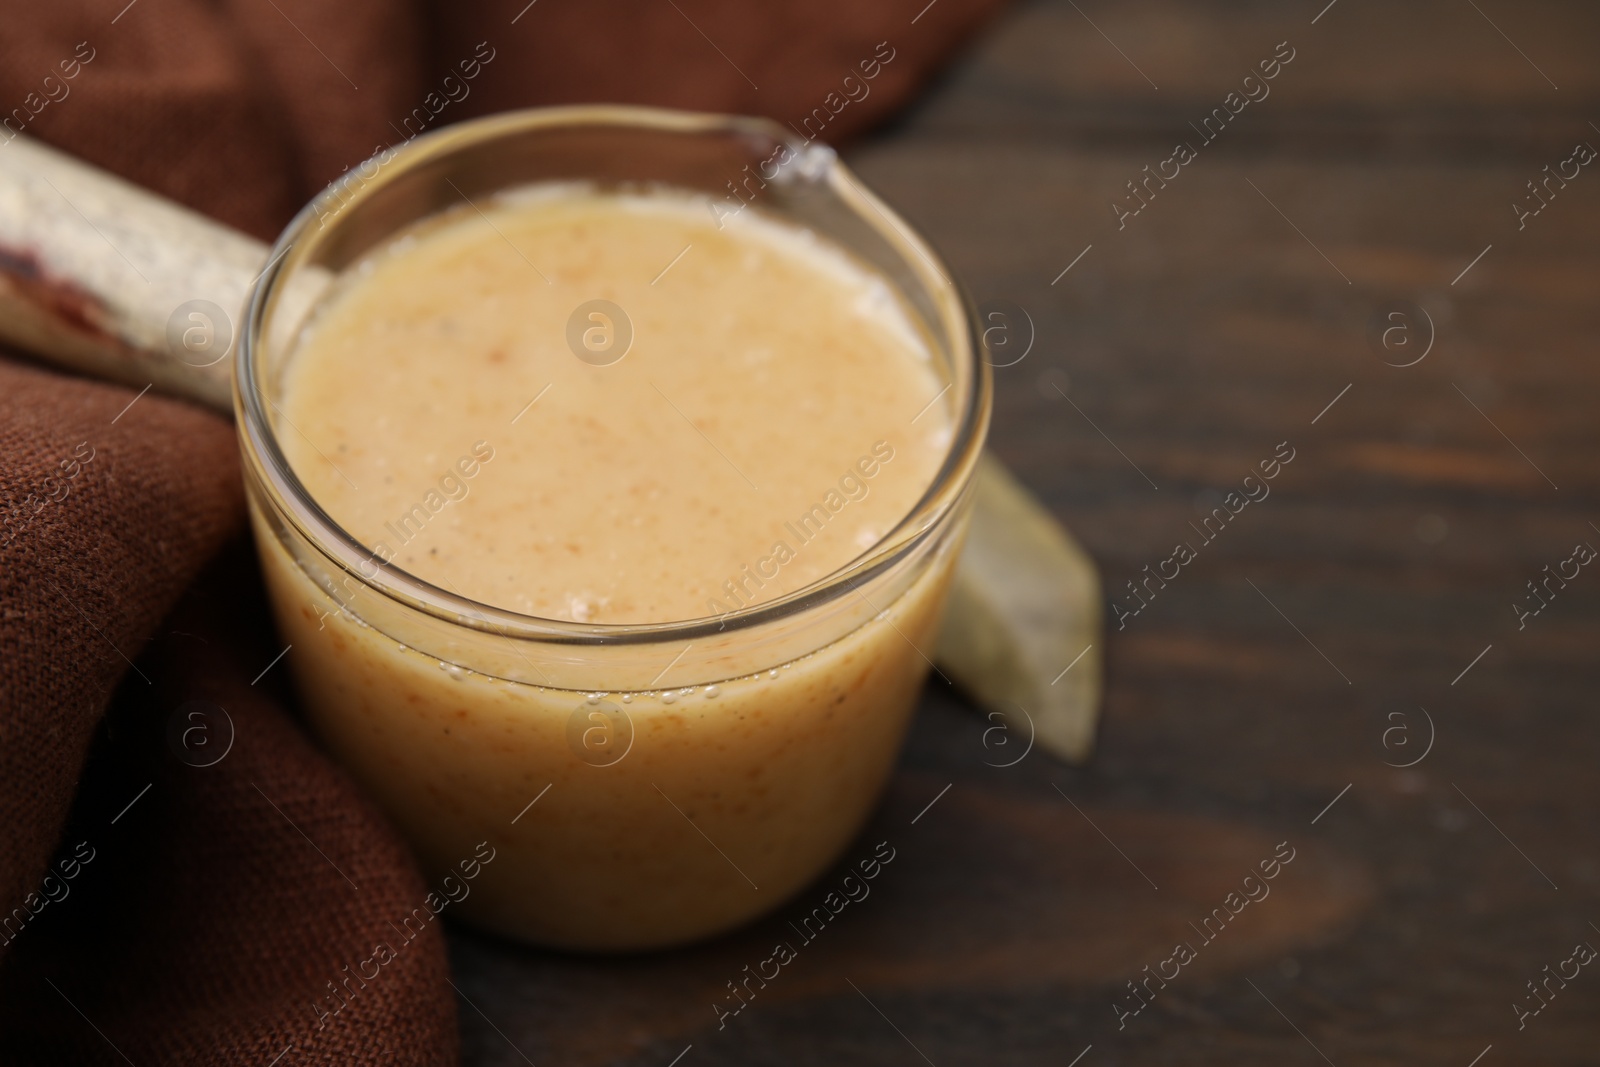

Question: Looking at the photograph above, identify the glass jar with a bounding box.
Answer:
[236,105,989,951]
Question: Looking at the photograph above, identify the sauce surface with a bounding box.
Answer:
[279,186,952,624]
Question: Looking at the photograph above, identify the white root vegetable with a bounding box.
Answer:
[0,135,263,411]
[937,455,1104,762]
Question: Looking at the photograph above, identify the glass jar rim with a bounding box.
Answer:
[236,104,990,647]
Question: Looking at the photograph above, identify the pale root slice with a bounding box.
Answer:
[0,134,265,411]
[0,134,1104,758]
[934,453,1104,763]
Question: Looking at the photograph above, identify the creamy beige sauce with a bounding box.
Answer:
[256,185,965,950]
[279,186,950,624]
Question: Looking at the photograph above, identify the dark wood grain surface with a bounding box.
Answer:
[453,2,1600,1062]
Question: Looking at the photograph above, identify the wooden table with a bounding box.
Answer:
[453,2,1600,1062]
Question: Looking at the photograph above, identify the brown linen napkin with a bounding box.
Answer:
[0,1,1005,1063]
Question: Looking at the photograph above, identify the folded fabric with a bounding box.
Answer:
[0,1,1006,1063]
